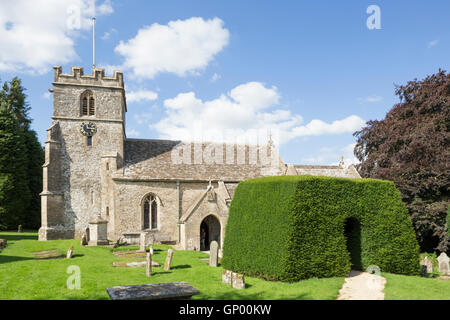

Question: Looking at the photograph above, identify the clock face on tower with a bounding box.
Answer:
[79,122,97,136]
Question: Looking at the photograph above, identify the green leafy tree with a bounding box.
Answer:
[0,77,43,230]
[0,105,31,229]
[354,70,450,253]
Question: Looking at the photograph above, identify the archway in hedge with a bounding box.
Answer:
[344,217,362,270]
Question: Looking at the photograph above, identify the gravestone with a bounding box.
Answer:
[146,252,152,277]
[0,239,7,250]
[437,252,450,275]
[88,214,108,246]
[222,269,232,285]
[420,256,433,274]
[66,245,73,259]
[17,225,22,233]
[149,246,154,255]
[80,233,88,246]
[232,273,245,290]
[209,241,219,267]
[138,232,146,252]
[106,282,200,300]
[222,269,246,289]
[164,249,174,271]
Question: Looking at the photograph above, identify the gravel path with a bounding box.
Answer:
[337,270,386,300]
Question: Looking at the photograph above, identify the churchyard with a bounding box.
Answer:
[1,230,450,300]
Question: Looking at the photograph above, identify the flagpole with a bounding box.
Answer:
[92,17,96,70]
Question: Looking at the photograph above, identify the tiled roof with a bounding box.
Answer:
[116,139,283,181]
[293,164,361,178]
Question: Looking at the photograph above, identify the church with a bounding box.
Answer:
[38,66,361,251]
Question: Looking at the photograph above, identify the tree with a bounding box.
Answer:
[354,70,450,253]
[0,105,31,229]
[0,77,43,230]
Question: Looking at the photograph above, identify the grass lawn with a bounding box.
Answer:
[383,273,450,300]
[0,231,345,300]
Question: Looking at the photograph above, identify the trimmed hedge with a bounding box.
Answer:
[222,176,421,281]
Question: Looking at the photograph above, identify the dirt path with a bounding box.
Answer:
[336,270,386,300]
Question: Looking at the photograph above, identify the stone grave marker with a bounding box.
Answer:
[66,245,74,259]
[106,282,200,300]
[222,269,232,285]
[138,232,146,252]
[420,256,433,274]
[164,249,174,271]
[149,245,154,255]
[222,269,246,289]
[437,252,450,275]
[17,225,22,233]
[0,239,7,250]
[146,251,152,277]
[209,241,219,267]
[80,233,88,246]
[232,273,245,290]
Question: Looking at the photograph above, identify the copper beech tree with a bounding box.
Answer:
[354,70,450,253]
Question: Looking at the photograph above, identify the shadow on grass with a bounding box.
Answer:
[0,233,38,241]
[199,291,309,300]
[171,264,191,270]
[0,255,36,264]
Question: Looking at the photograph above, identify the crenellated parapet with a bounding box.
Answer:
[53,66,124,89]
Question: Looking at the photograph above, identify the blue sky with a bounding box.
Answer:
[1,0,449,165]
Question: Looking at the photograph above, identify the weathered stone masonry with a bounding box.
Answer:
[39,66,361,250]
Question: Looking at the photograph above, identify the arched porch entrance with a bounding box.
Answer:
[200,215,221,251]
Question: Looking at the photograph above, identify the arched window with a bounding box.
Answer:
[80,90,95,116]
[143,194,158,230]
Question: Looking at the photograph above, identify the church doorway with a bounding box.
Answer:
[200,215,221,251]
[344,217,362,270]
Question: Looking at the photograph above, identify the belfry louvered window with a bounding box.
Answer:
[81,90,95,116]
[143,194,158,230]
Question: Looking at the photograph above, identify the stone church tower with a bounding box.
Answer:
[39,66,126,240]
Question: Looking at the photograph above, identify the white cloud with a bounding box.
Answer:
[42,91,52,99]
[0,0,113,74]
[302,143,359,166]
[101,27,117,40]
[210,73,221,82]
[126,128,140,137]
[358,95,383,103]
[427,39,439,49]
[151,81,365,145]
[133,111,154,125]
[127,89,158,103]
[115,17,230,79]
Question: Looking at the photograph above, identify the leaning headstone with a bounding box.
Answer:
[80,233,88,246]
[232,272,245,290]
[164,249,174,271]
[17,225,22,233]
[209,241,219,267]
[66,245,73,259]
[146,252,152,277]
[437,252,450,275]
[420,256,433,274]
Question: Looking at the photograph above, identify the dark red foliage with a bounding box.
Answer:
[354,70,450,252]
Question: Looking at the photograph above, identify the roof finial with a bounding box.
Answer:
[92,17,96,71]
[339,155,344,168]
